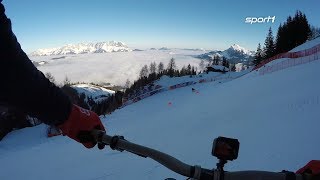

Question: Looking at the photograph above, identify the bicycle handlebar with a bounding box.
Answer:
[91,130,310,180]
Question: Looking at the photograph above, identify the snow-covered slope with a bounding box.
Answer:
[30,41,131,56]
[289,37,320,52]
[72,84,115,103]
[196,44,254,64]
[1,39,320,180]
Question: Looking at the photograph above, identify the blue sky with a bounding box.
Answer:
[3,0,320,53]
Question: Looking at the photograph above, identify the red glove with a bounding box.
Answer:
[296,160,320,175]
[58,104,106,149]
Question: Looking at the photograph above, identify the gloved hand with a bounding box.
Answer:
[58,104,106,149]
[296,160,320,180]
[297,160,320,174]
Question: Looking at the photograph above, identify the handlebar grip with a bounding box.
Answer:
[91,129,106,143]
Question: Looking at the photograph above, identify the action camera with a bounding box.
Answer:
[212,136,239,161]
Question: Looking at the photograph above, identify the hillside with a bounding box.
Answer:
[1,38,320,180]
[72,83,115,103]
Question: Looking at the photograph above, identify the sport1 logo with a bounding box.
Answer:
[245,16,276,24]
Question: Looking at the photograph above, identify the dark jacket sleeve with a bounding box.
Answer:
[0,2,72,125]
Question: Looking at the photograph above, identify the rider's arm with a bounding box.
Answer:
[0,2,105,149]
[0,1,72,125]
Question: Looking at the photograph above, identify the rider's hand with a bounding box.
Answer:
[58,104,106,149]
[296,160,320,180]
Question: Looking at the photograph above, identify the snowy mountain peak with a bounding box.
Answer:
[231,43,241,48]
[30,41,132,56]
[196,43,254,64]
[228,44,252,55]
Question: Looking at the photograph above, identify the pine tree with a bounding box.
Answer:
[213,55,221,65]
[222,57,229,68]
[139,65,149,78]
[125,79,131,89]
[63,76,71,86]
[157,62,164,74]
[167,58,176,77]
[263,27,276,59]
[191,66,196,75]
[300,13,311,43]
[175,70,180,77]
[286,16,294,50]
[149,62,157,74]
[149,62,157,80]
[180,66,187,76]
[275,24,285,54]
[253,43,263,65]
[187,64,192,75]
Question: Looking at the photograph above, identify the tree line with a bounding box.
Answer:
[206,55,236,72]
[253,10,318,66]
[124,58,198,99]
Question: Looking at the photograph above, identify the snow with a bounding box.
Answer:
[212,65,229,71]
[38,61,46,65]
[235,63,249,72]
[72,84,115,102]
[230,44,253,56]
[289,37,320,52]
[1,39,320,180]
[29,49,205,86]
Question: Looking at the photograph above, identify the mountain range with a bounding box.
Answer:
[30,41,254,65]
[196,44,254,64]
[30,41,131,56]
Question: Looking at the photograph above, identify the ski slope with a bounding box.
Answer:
[1,39,320,180]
